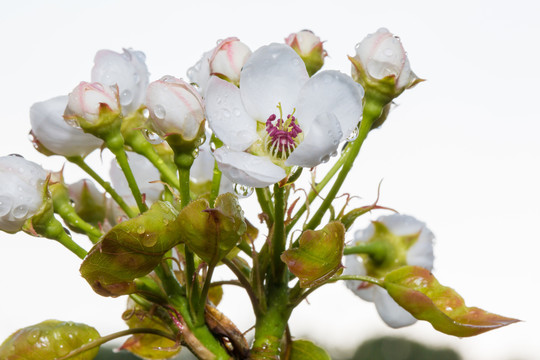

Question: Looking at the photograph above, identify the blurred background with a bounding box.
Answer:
[0,1,538,359]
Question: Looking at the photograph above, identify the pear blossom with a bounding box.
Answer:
[190,137,233,194]
[0,155,48,233]
[205,43,364,187]
[146,76,205,140]
[352,28,419,92]
[344,214,435,328]
[109,151,163,207]
[29,96,103,157]
[65,81,120,125]
[91,48,149,115]
[188,37,251,93]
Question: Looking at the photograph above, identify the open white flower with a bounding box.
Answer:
[0,155,48,233]
[205,43,364,187]
[344,213,435,328]
[91,48,149,115]
[30,96,103,157]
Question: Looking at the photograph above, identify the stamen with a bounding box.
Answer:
[264,104,303,160]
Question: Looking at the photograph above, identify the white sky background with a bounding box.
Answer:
[0,0,539,359]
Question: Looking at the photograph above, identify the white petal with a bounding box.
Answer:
[187,49,212,93]
[240,43,308,121]
[213,147,286,188]
[343,254,375,302]
[295,70,364,140]
[30,96,103,157]
[205,76,258,151]
[285,112,340,168]
[373,287,417,328]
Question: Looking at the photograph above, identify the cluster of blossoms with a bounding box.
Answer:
[0,28,516,360]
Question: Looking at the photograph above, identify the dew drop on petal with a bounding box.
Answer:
[153,104,166,119]
[233,108,241,117]
[0,196,12,216]
[320,154,330,163]
[12,205,28,219]
[210,141,217,152]
[233,183,254,198]
[192,148,199,158]
[8,153,24,158]
[292,58,301,66]
[222,109,231,118]
[347,126,359,142]
[331,150,338,157]
[141,129,164,145]
[384,48,394,57]
[120,89,133,106]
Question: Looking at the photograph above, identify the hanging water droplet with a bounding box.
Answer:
[0,196,12,216]
[153,104,166,119]
[120,89,133,106]
[141,129,164,144]
[320,154,330,163]
[331,150,338,157]
[192,148,199,158]
[233,183,254,198]
[210,141,217,152]
[346,126,359,142]
[12,205,28,219]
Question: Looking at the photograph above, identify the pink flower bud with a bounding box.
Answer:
[285,30,327,76]
[352,28,419,91]
[65,81,120,125]
[210,37,251,85]
[146,76,205,140]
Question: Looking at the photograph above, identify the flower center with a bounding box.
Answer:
[264,103,302,160]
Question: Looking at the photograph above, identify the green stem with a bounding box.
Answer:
[107,132,148,214]
[304,97,380,230]
[256,187,274,226]
[223,258,262,316]
[209,158,222,207]
[197,264,215,320]
[56,328,176,360]
[344,242,387,262]
[42,217,87,259]
[271,184,286,283]
[67,156,137,218]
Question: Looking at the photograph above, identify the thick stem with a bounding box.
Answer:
[41,217,87,259]
[67,156,137,218]
[256,187,275,226]
[271,184,286,283]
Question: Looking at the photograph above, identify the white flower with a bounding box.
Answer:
[344,213,435,328]
[0,155,48,233]
[91,48,149,115]
[188,37,251,93]
[190,137,233,194]
[353,28,418,91]
[145,76,205,140]
[30,96,103,157]
[285,30,324,57]
[205,43,364,187]
[65,81,120,124]
[109,151,163,207]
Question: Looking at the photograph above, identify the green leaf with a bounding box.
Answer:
[121,299,180,359]
[288,339,331,360]
[384,266,519,337]
[281,221,345,287]
[80,201,181,296]
[177,193,246,265]
[0,319,100,360]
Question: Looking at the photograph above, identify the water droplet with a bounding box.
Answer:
[8,153,23,158]
[331,150,338,157]
[136,225,145,234]
[216,97,222,105]
[192,148,199,158]
[383,48,393,57]
[216,39,223,45]
[355,43,361,50]
[142,234,157,247]
[292,58,301,66]
[320,154,330,163]
[332,138,339,146]
[233,108,241,117]
[153,104,166,119]
[142,108,150,118]
[26,329,41,345]
[0,196,12,216]
[161,75,176,83]
[141,129,164,145]
[120,89,133,106]
[210,142,217,152]
[12,205,28,219]
[346,126,359,142]
[233,184,254,198]
[271,52,279,59]
[222,109,231,118]
[55,342,69,357]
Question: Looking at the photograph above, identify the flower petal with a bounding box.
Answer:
[295,70,364,140]
[205,76,259,151]
[213,147,286,188]
[373,286,417,328]
[344,254,375,302]
[240,43,308,121]
[285,112,341,168]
